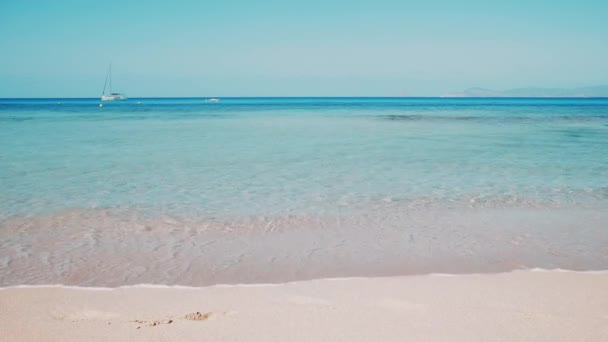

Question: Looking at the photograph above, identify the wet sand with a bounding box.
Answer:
[1,271,607,342]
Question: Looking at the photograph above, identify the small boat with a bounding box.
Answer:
[206,98,220,103]
[101,63,127,101]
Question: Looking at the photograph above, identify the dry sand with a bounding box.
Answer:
[1,271,607,341]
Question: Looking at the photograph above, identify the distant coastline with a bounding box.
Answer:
[442,85,608,98]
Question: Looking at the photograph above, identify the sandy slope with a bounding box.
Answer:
[1,271,607,342]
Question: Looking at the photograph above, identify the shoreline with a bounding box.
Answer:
[2,270,607,341]
[2,268,608,290]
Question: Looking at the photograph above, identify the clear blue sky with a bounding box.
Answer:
[1,0,607,97]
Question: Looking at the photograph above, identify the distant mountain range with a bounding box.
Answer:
[442,85,608,98]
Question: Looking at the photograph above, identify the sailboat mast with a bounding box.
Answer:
[102,63,110,96]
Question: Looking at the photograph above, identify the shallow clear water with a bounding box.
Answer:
[1,97,607,286]
[2,97,608,217]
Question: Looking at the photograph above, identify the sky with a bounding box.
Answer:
[1,0,607,97]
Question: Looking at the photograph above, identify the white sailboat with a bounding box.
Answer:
[101,63,127,101]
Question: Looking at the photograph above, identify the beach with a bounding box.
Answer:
[2,271,607,342]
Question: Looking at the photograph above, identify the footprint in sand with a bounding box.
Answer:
[132,312,214,329]
[132,319,174,328]
[183,311,213,321]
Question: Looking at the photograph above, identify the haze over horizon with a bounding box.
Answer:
[1,0,607,97]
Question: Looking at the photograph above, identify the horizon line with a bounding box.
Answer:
[2,96,608,100]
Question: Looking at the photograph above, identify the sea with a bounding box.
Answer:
[1,97,607,286]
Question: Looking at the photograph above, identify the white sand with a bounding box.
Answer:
[1,271,607,341]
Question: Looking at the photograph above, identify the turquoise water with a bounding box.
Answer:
[2,98,607,218]
[2,97,608,286]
